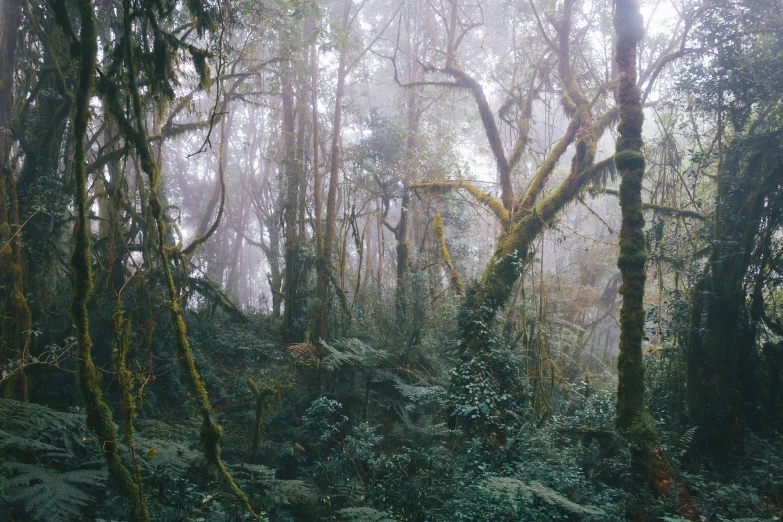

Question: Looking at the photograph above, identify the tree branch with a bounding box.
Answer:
[411,180,509,223]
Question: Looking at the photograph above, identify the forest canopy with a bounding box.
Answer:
[1,0,782,520]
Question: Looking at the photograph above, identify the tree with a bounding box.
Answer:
[397,0,643,436]
[679,0,783,450]
[613,0,678,497]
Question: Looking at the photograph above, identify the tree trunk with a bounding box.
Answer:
[686,149,767,450]
[282,62,302,340]
[614,0,678,498]
[316,0,350,346]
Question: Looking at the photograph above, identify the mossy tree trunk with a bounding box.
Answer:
[311,38,324,331]
[282,61,303,341]
[312,0,351,392]
[15,2,73,296]
[247,378,278,464]
[315,0,350,350]
[404,0,620,438]
[686,148,774,450]
[613,0,679,498]
[613,0,648,438]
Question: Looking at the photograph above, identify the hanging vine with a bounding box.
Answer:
[69,1,150,519]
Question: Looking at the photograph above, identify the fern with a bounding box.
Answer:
[0,399,93,457]
[483,477,605,517]
[321,338,389,372]
[338,506,398,521]
[237,473,318,508]
[321,340,362,371]
[679,426,699,453]
[231,462,276,479]
[1,462,108,521]
[132,434,205,478]
[264,479,317,505]
[229,463,317,506]
[0,429,71,460]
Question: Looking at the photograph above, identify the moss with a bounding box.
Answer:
[433,211,463,294]
[186,0,218,35]
[614,149,645,171]
[113,308,136,444]
[190,48,212,91]
[612,0,681,501]
[412,181,509,224]
[0,222,10,243]
[1,133,31,403]
[517,114,580,213]
[247,378,281,463]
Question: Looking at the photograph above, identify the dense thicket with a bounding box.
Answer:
[1,0,782,520]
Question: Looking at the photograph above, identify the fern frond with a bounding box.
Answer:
[264,479,317,505]
[321,338,390,372]
[132,434,204,477]
[679,426,699,451]
[0,399,92,455]
[338,506,398,521]
[1,462,107,522]
[287,342,319,362]
[483,477,605,517]
[0,429,68,456]
[229,462,276,480]
[527,481,604,516]
[321,340,361,371]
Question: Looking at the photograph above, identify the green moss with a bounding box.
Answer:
[112,309,136,444]
[433,211,464,294]
[247,378,282,463]
[614,150,645,171]
[0,222,10,243]
[412,181,509,224]
[612,0,679,500]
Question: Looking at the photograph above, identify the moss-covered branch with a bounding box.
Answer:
[411,181,509,224]
[458,156,615,359]
[602,189,708,220]
[180,132,226,256]
[246,377,288,464]
[442,64,514,212]
[515,112,582,213]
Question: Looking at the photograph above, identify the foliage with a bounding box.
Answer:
[1,463,108,522]
[3,0,783,520]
